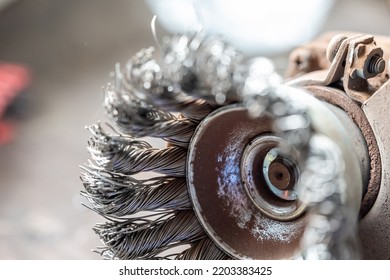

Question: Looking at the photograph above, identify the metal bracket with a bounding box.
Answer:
[287,33,388,104]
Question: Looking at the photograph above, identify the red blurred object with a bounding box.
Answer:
[0,62,31,144]
[0,121,15,144]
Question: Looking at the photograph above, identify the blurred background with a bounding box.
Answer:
[0,0,389,259]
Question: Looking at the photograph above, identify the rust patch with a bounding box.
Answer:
[304,85,381,217]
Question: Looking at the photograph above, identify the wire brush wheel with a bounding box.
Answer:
[81,33,362,259]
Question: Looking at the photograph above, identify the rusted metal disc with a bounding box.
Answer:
[187,105,306,259]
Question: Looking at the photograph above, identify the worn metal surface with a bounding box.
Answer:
[360,80,390,259]
[298,85,380,217]
[288,31,390,259]
[287,31,390,80]
[287,34,389,103]
[187,105,307,259]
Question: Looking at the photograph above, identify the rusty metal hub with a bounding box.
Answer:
[187,105,306,259]
[241,135,305,220]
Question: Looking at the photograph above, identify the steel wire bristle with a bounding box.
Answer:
[104,83,196,147]
[81,168,191,217]
[126,47,215,121]
[94,210,205,260]
[87,124,186,176]
[161,33,243,104]
[175,238,232,260]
